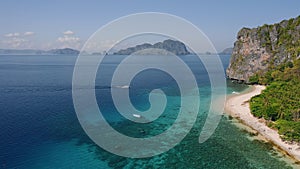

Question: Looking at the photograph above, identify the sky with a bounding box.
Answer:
[0,0,300,52]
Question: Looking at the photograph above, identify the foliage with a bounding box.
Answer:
[250,59,300,85]
[239,16,300,141]
[250,58,300,142]
[275,120,300,141]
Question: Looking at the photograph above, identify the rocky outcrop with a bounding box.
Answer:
[114,39,190,55]
[226,16,300,83]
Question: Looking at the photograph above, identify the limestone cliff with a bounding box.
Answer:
[226,16,300,83]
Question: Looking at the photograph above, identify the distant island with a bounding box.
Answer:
[0,48,80,55]
[219,47,233,55]
[113,39,190,55]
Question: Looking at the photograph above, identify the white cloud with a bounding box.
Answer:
[4,32,20,37]
[2,37,27,48]
[1,30,81,49]
[2,31,36,48]
[57,35,80,43]
[4,32,34,37]
[4,33,14,37]
[56,31,81,49]
[63,30,74,35]
[24,32,34,36]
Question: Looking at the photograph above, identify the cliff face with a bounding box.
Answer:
[114,39,190,55]
[226,16,300,83]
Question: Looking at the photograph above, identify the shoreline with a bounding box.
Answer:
[225,85,300,162]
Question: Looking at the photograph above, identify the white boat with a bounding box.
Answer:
[114,85,130,89]
[120,85,130,89]
[132,114,141,118]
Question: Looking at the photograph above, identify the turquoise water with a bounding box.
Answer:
[0,54,298,168]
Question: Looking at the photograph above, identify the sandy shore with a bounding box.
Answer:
[225,85,300,162]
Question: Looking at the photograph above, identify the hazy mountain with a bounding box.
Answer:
[0,48,79,55]
[219,47,233,55]
[114,39,190,55]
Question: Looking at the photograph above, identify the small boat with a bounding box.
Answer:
[132,114,141,118]
[120,85,130,89]
[114,85,130,89]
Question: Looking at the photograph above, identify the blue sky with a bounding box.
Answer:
[1,0,300,52]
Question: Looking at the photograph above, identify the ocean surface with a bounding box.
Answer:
[0,54,298,169]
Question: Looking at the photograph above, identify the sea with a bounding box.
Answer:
[0,54,298,169]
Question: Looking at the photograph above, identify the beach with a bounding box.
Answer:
[225,85,300,162]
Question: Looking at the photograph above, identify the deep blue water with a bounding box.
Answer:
[0,54,297,169]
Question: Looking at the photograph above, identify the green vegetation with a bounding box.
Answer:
[249,16,300,141]
[257,24,272,50]
[250,58,300,85]
[250,59,300,142]
[234,16,300,141]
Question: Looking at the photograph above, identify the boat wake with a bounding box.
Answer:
[113,85,130,89]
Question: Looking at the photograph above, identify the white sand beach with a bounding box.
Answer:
[225,85,300,162]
